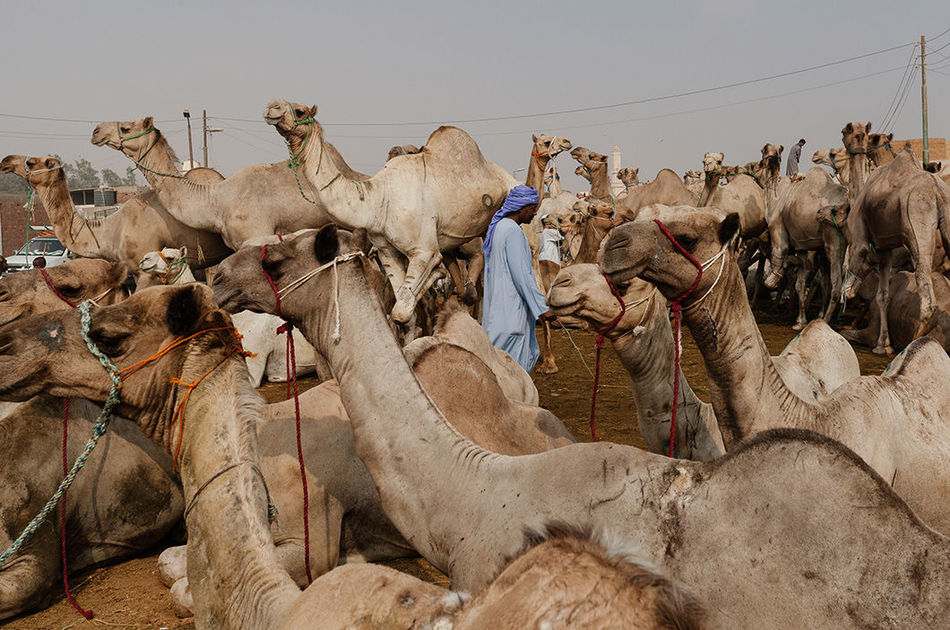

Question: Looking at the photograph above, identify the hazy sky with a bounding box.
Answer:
[2,1,947,193]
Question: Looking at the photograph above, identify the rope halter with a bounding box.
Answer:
[23,157,64,177]
[587,271,626,441]
[157,251,190,285]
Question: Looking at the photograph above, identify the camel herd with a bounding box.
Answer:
[1,101,950,629]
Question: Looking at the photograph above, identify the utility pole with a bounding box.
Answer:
[183,109,194,168]
[921,35,929,164]
[202,109,209,168]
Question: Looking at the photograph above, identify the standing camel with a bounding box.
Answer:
[203,227,950,627]
[0,155,230,273]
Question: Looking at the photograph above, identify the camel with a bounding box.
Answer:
[0,285,654,630]
[138,247,322,386]
[386,144,421,160]
[843,146,950,353]
[572,198,614,264]
[525,133,572,196]
[571,147,613,202]
[0,155,230,273]
[764,167,851,328]
[617,167,640,191]
[682,170,705,197]
[697,152,767,237]
[280,525,706,630]
[0,259,183,621]
[265,99,517,324]
[613,168,695,224]
[867,132,897,166]
[840,121,872,200]
[202,226,950,628]
[841,270,950,353]
[92,114,370,251]
[811,147,850,184]
[548,263,860,459]
[601,205,950,535]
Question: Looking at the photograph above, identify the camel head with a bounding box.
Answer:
[868,132,894,152]
[0,284,239,423]
[0,154,67,189]
[0,258,129,329]
[139,247,189,285]
[760,144,784,172]
[264,99,320,151]
[587,199,614,223]
[91,117,156,158]
[531,134,573,161]
[574,165,592,183]
[682,170,703,183]
[387,144,421,161]
[570,147,608,171]
[213,226,373,322]
[702,152,724,175]
[617,167,639,187]
[601,206,740,303]
[925,161,943,174]
[548,263,656,334]
[841,122,871,154]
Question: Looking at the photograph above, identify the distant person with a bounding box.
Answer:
[538,214,564,266]
[481,185,556,372]
[786,138,806,176]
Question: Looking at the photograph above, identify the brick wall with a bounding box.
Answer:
[0,194,51,257]
[894,138,947,161]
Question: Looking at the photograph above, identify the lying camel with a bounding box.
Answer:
[207,226,950,628]
[601,206,950,535]
[0,285,677,629]
[0,259,183,621]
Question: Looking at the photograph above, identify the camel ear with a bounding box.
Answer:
[719,213,741,246]
[143,116,154,130]
[866,121,872,132]
[887,133,894,142]
[351,228,372,255]
[314,225,340,264]
[596,154,607,163]
[166,285,205,336]
[308,105,318,118]
[108,261,131,288]
[843,123,853,135]
[762,144,769,155]
[778,145,784,154]
[179,246,188,260]
[532,134,538,143]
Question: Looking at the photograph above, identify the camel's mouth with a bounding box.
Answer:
[211,283,247,314]
[263,112,285,127]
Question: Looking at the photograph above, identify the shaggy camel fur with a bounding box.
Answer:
[602,206,950,535]
[844,146,950,353]
[92,116,368,250]
[0,155,230,272]
[265,99,516,324]
[208,226,950,628]
[765,167,851,328]
[0,260,182,621]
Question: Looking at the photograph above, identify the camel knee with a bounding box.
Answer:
[158,545,188,588]
[170,577,194,618]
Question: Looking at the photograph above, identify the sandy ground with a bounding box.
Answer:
[2,313,893,629]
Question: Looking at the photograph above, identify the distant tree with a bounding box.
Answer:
[122,169,139,186]
[63,158,101,188]
[100,168,123,187]
[0,172,28,194]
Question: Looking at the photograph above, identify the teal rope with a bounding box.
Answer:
[0,301,121,569]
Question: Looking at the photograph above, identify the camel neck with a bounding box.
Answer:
[586,164,611,201]
[575,217,612,264]
[293,260,492,570]
[845,151,868,201]
[295,128,374,230]
[609,295,722,460]
[525,154,548,197]
[175,359,299,628]
[698,172,718,207]
[679,254,810,448]
[29,175,111,259]
[131,135,220,233]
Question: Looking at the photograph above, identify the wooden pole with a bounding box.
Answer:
[921,35,929,164]
[184,110,194,168]
[202,109,209,168]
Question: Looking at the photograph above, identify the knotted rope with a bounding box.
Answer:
[652,219,705,457]
[157,251,189,285]
[588,272,626,441]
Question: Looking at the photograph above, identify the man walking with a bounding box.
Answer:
[481,185,556,372]
[786,138,806,176]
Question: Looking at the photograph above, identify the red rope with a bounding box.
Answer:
[262,246,312,584]
[652,219,704,457]
[39,268,77,308]
[61,399,93,619]
[588,272,626,441]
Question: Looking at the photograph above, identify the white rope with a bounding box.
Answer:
[276,251,364,345]
[682,244,728,313]
[86,286,114,307]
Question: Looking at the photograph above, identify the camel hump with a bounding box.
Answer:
[421,126,488,163]
[185,167,225,184]
[881,336,950,380]
[411,342,510,420]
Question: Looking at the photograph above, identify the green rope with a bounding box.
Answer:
[0,301,121,569]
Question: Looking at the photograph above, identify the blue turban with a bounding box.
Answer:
[482,185,539,257]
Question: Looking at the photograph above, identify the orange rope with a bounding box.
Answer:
[118,326,251,383]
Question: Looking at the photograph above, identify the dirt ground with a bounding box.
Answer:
[3,312,893,629]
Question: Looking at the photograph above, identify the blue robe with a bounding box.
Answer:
[482,218,549,372]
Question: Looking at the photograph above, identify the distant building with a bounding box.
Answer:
[893,138,947,162]
[610,146,624,197]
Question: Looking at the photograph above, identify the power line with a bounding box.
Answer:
[929,25,950,41]
[879,44,918,131]
[884,66,918,133]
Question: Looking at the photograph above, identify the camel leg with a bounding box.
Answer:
[906,214,938,340]
[873,250,895,354]
[391,249,444,325]
[822,233,843,322]
[764,227,788,290]
[793,256,811,331]
[0,534,58,620]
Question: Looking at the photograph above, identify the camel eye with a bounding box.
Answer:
[57,284,81,297]
[88,329,130,357]
[676,236,698,253]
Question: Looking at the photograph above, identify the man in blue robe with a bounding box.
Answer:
[481,185,556,372]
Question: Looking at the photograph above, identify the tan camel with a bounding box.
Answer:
[617,167,640,191]
[602,205,950,535]
[765,167,851,328]
[0,285,653,630]
[840,121,872,200]
[92,114,369,251]
[0,155,230,272]
[571,147,613,202]
[811,146,850,184]
[842,270,950,353]
[697,152,767,237]
[613,169,696,224]
[0,260,183,621]
[265,99,517,324]
[281,525,706,630]
[386,144,421,160]
[843,146,950,353]
[204,226,950,628]
[572,198,615,264]
[525,133,572,196]
[867,132,896,166]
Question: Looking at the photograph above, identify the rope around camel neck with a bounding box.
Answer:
[0,302,121,577]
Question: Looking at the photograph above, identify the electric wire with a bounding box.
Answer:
[879,44,918,130]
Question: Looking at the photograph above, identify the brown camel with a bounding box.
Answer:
[205,226,950,628]
[843,146,950,353]
[0,155,230,272]
[525,133,573,196]
[867,132,896,166]
[602,206,950,535]
[613,169,696,224]
[571,146,613,202]
[572,198,614,264]
[617,167,640,192]
[840,121,871,200]
[92,114,369,250]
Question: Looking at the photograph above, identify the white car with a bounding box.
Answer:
[4,235,74,274]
